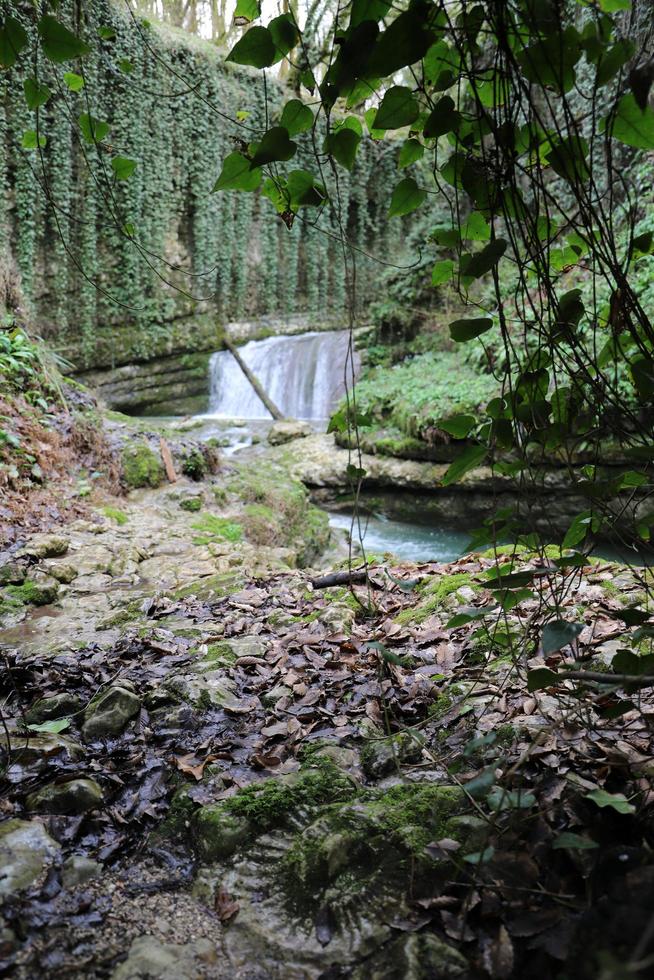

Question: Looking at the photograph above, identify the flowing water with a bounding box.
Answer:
[329,511,470,563]
[208,330,359,420]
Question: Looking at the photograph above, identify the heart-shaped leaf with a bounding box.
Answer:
[213,151,262,192]
[279,100,313,136]
[38,15,91,63]
[388,177,427,217]
[111,156,137,180]
[373,86,419,130]
[0,16,28,69]
[227,26,275,68]
[250,126,297,168]
[24,78,52,110]
[449,317,493,342]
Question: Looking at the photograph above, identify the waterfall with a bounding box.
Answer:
[208,330,359,420]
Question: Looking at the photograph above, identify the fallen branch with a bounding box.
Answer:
[555,670,654,688]
[222,333,284,420]
[310,569,369,589]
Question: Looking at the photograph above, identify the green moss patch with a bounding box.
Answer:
[396,571,478,625]
[121,443,164,489]
[101,506,128,525]
[190,514,243,545]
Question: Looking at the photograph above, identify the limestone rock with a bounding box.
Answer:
[26,777,104,815]
[0,819,61,899]
[111,936,218,979]
[267,419,313,446]
[260,684,292,708]
[361,732,423,781]
[17,534,69,559]
[2,733,84,769]
[83,686,141,739]
[25,692,82,725]
[47,563,79,584]
[192,805,252,861]
[62,855,102,888]
[0,560,26,585]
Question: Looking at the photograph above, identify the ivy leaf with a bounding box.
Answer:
[268,14,299,61]
[606,93,654,150]
[527,668,558,692]
[373,86,419,130]
[63,71,84,91]
[21,129,46,150]
[213,151,262,192]
[437,414,476,438]
[441,444,487,486]
[460,239,507,279]
[97,25,116,41]
[366,4,435,78]
[431,259,454,285]
[0,15,28,70]
[585,789,636,814]
[324,128,360,170]
[24,78,52,110]
[541,619,583,655]
[449,317,493,342]
[279,99,313,136]
[226,26,275,69]
[79,113,109,144]
[38,15,91,63]
[423,95,461,139]
[387,177,427,217]
[111,156,137,180]
[552,831,599,850]
[118,58,133,74]
[234,0,261,25]
[250,126,297,168]
[398,138,424,169]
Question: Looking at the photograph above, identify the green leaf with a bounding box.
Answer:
[460,239,507,279]
[449,317,493,342]
[463,846,495,865]
[541,620,583,655]
[596,39,634,86]
[431,259,454,285]
[268,14,299,61]
[446,608,486,628]
[441,444,487,486]
[234,0,261,24]
[488,787,536,811]
[97,25,116,40]
[461,212,490,240]
[213,151,262,192]
[250,126,297,168]
[598,0,631,10]
[324,128,360,170]
[24,78,52,110]
[546,135,590,184]
[464,766,496,798]
[0,15,28,70]
[373,86,419,130]
[516,28,580,93]
[607,93,654,150]
[226,26,275,69]
[585,789,635,814]
[27,718,71,734]
[423,96,461,139]
[118,58,133,74]
[286,169,326,207]
[111,156,137,180]
[562,510,592,549]
[278,100,313,136]
[387,177,427,218]
[437,414,476,438]
[366,5,435,78]
[21,129,46,150]
[364,106,386,139]
[398,138,424,169]
[79,113,109,144]
[527,667,558,692]
[552,832,599,850]
[63,71,84,91]
[38,15,91,63]
[350,0,392,28]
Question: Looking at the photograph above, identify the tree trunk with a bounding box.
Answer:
[222,334,284,420]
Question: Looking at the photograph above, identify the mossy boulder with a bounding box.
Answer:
[0,819,61,899]
[25,692,82,725]
[26,777,104,815]
[82,686,141,739]
[396,571,480,625]
[360,730,423,780]
[4,578,59,607]
[17,534,69,559]
[121,442,164,489]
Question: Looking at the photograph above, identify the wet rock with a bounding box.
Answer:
[360,730,423,780]
[353,932,469,979]
[260,684,292,708]
[82,686,141,739]
[0,560,26,585]
[311,744,360,773]
[26,777,104,815]
[46,562,79,584]
[0,819,61,898]
[2,733,84,769]
[25,692,82,725]
[111,935,218,979]
[62,855,102,888]
[192,806,252,861]
[17,534,69,559]
[267,419,313,446]
[149,703,200,732]
[319,602,357,634]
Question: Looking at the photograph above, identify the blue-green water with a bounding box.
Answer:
[328,511,470,563]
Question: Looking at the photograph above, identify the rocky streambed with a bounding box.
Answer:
[1,420,654,979]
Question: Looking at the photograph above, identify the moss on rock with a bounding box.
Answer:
[121,443,164,489]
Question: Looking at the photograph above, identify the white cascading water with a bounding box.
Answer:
[208,330,359,420]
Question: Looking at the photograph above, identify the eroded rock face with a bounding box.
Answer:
[82,686,141,739]
[267,420,313,446]
[111,935,218,980]
[0,819,61,899]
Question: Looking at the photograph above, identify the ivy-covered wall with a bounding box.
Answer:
[0,0,405,381]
